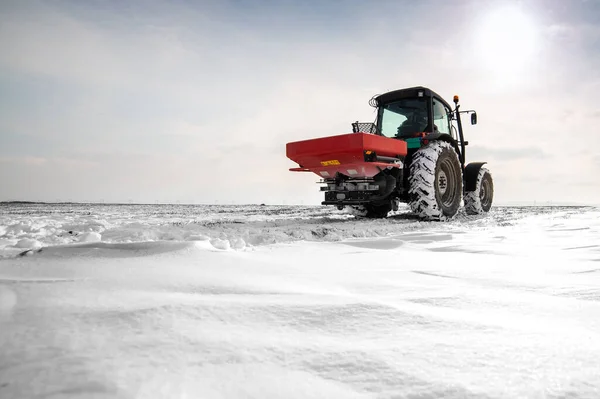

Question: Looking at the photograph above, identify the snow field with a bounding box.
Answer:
[1,203,600,398]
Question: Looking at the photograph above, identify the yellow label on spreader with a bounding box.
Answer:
[320,160,341,166]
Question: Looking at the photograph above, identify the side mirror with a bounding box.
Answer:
[471,112,477,125]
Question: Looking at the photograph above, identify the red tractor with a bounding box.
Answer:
[286,86,493,220]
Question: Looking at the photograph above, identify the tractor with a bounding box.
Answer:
[285,86,493,220]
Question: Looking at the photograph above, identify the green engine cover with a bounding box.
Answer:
[403,137,422,149]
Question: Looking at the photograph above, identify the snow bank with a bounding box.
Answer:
[14,238,42,249]
[2,203,599,257]
[79,232,102,243]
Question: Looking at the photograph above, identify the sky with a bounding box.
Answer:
[0,0,599,205]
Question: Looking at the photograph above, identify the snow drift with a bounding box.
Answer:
[1,203,600,398]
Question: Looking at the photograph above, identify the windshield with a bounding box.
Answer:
[378,98,428,138]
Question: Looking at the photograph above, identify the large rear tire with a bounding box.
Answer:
[408,140,462,220]
[464,167,493,215]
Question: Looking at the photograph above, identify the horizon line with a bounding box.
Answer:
[1,200,597,208]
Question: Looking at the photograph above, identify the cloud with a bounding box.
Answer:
[0,156,48,166]
[0,0,599,204]
[468,146,549,161]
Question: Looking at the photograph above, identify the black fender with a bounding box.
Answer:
[464,162,487,192]
[424,132,455,143]
[423,132,460,154]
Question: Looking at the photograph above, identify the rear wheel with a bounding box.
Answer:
[464,167,493,215]
[408,140,463,220]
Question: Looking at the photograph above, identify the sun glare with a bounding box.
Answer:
[474,4,540,86]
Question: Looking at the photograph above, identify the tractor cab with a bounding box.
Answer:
[363,86,478,172]
[372,86,465,140]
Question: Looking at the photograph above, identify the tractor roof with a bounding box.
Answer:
[373,86,453,110]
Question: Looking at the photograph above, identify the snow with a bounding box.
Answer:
[78,231,102,243]
[13,238,42,249]
[1,202,600,398]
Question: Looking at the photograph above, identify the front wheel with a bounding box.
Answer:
[464,167,494,215]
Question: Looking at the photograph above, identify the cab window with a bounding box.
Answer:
[379,98,428,138]
[432,98,451,135]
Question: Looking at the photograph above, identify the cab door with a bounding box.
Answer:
[432,97,453,138]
